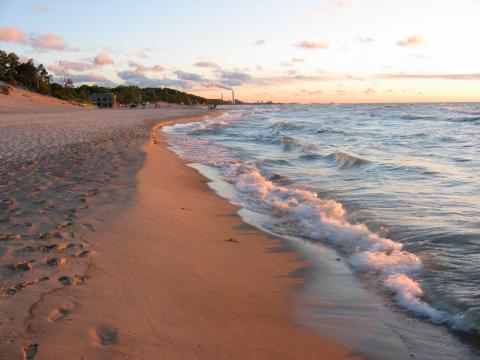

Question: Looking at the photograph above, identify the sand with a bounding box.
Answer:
[0,103,357,359]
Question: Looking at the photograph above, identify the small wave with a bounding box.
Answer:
[324,151,370,169]
[189,120,231,134]
[268,121,304,132]
[400,114,435,120]
[448,115,480,123]
[276,136,314,152]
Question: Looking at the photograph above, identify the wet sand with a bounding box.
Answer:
[0,107,356,359]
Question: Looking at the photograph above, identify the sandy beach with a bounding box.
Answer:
[0,103,356,359]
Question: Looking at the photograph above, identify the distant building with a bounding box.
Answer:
[89,93,116,108]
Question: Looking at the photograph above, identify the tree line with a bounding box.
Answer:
[0,49,212,105]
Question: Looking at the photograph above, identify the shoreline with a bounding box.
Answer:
[8,110,357,359]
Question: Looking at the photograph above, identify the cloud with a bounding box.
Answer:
[94,52,114,66]
[216,70,252,86]
[118,70,190,89]
[194,60,220,68]
[152,65,164,72]
[378,72,480,80]
[0,26,27,44]
[397,35,424,47]
[296,40,329,50]
[32,2,49,12]
[71,72,115,86]
[329,0,358,11]
[58,60,93,72]
[255,64,263,71]
[302,8,315,16]
[358,36,374,44]
[292,57,305,62]
[281,61,293,66]
[30,33,68,51]
[253,39,266,46]
[175,71,204,82]
[202,82,232,90]
[363,88,375,95]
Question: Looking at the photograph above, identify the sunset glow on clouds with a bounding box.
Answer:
[1,0,480,103]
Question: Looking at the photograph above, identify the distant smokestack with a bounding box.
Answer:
[221,92,223,101]
[232,89,235,104]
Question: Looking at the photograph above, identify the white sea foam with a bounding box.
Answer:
[226,164,473,329]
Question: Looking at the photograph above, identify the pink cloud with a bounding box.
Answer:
[0,26,27,44]
[152,65,164,72]
[329,0,358,11]
[194,60,220,68]
[397,35,425,47]
[296,40,329,50]
[30,33,67,51]
[292,57,305,62]
[94,52,115,66]
[58,60,93,71]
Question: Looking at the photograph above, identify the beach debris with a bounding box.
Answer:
[52,232,63,239]
[46,257,67,266]
[0,216,10,222]
[9,261,34,271]
[22,246,36,252]
[22,343,38,360]
[38,276,49,282]
[225,237,239,243]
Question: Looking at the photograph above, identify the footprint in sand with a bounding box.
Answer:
[22,343,37,359]
[81,223,95,232]
[46,257,67,266]
[47,301,75,322]
[90,325,118,346]
[58,274,84,285]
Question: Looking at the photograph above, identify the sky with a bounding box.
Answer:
[1,0,480,103]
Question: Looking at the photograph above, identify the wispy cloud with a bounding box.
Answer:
[397,35,425,47]
[175,70,204,82]
[0,26,27,44]
[194,60,220,68]
[296,40,329,50]
[253,39,266,46]
[32,2,49,12]
[329,0,358,11]
[292,57,305,62]
[358,36,374,44]
[202,82,232,90]
[216,70,252,86]
[378,72,480,80]
[94,52,114,66]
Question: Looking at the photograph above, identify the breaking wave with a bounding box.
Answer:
[324,151,370,169]
[226,164,475,333]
